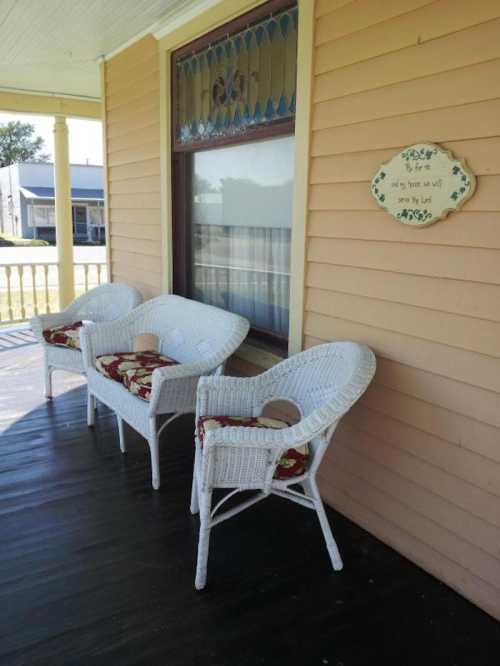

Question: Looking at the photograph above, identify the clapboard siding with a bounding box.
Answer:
[104,35,162,300]
[307,1,500,619]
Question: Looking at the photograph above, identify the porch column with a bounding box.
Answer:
[53,115,74,308]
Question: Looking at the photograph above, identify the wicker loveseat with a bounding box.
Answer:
[81,295,249,490]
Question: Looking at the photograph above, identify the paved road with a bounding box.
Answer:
[0,246,106,264]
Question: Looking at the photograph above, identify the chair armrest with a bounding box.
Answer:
[30,311,75,343]
[201,420,312,452]
[147,360,243,414]
[80,319,132,370]
[195,374,263,419]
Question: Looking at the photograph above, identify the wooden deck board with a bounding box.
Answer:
[0,339,499,665]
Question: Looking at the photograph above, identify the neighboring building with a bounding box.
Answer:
[0,162,105,244]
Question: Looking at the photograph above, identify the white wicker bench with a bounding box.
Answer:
[81,295,249,490]
[31,283,142,398]
[191,341,376,589]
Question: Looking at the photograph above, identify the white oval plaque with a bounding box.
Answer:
[371,143,476,226]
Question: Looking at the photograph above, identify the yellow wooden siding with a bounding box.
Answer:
[307,1,500,620]
[104,35,162,300]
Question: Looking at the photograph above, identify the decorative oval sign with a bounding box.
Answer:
[371,142,476,226]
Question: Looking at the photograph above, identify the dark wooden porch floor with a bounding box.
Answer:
[1,335,499,666]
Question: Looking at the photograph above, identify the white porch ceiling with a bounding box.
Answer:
[0,0,197,100]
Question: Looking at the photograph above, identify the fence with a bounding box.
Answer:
[0,262,108,325]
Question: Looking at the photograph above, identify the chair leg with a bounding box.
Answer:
[44,363,53,399]
[148,417,160,490]
[87,390,96,426]
[305,477,343,571]
[190,446,200,515]
[117,416,126,453]
[195,489,213,590]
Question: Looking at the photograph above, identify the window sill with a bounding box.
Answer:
[234,340,286,370]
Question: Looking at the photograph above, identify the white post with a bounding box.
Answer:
[53,115,75,308]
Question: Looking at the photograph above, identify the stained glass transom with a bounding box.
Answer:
[175,4,297,146]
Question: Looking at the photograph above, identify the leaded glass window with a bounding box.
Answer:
[174,3,297,148]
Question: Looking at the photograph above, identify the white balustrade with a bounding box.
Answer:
[0,262,107,325]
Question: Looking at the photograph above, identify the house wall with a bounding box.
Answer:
[0,164,21,236]
[103,1,500,619]
[306,0,500,619]
[103,35,162,300]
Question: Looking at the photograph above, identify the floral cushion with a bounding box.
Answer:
[122,364,177,401]
[95,351,178,389]
[42,321,83,350]
[197,416,309,480]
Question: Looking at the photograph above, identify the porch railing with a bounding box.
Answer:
[0,262,108,325]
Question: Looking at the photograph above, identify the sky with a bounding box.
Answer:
[0,112,103,165]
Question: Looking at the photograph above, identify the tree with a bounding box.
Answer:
[0,121,50,167]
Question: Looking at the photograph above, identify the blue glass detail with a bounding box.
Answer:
[225,40,232,58]
[280,13,289,38]
[214,112,223,131]
[289,93,296,114]
[277,95,287,116]
[265,98,274,120]
[266,19,277,42]
[254,102,262,122]
[180,124,191,142]
[233,107,241,128]
[206,50,213,66]
[243,104,252,125]
[244,30,252,50]
[224,111,231,129]
[206,113,213,136]
[255,25,264,46]
[216,45,224,62]
[191,120,198,136]
[234,36,242,54]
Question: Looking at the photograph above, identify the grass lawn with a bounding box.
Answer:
[0,285,95,324]
[0,233,49,247]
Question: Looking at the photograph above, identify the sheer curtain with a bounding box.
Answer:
[193,224,290,337]
[191,136,294,339]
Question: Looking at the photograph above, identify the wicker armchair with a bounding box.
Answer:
[31,283,142,398]
[80,295,249,490]
[191,341,376,589]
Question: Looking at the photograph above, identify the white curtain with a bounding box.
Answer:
[193,224,290,337]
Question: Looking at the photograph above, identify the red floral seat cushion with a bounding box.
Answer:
[197,416,309,480]
[122,365,173,401]
[42,321,83,350]
[95,351,178,399]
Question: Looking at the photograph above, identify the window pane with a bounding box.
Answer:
[175,4,297,146]
[191,135,293,338]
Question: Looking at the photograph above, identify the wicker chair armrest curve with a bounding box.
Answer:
[195,374,263,419]
[148,358,233,413]
[202,421,313,451]
[30,311,76,342]
[79,319,133,370]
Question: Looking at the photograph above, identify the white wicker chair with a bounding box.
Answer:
[191,341,376,590]
[31,283,142,398]
[80,295,250,490]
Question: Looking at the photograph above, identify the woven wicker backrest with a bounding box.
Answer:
[118,295,249,365]
[258,342,376,426]
[68,283,142,322]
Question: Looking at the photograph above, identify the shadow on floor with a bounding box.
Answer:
[0,342,499,666]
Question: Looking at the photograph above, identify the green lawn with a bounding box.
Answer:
[0,286,93,325]
[0,233,49,247]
